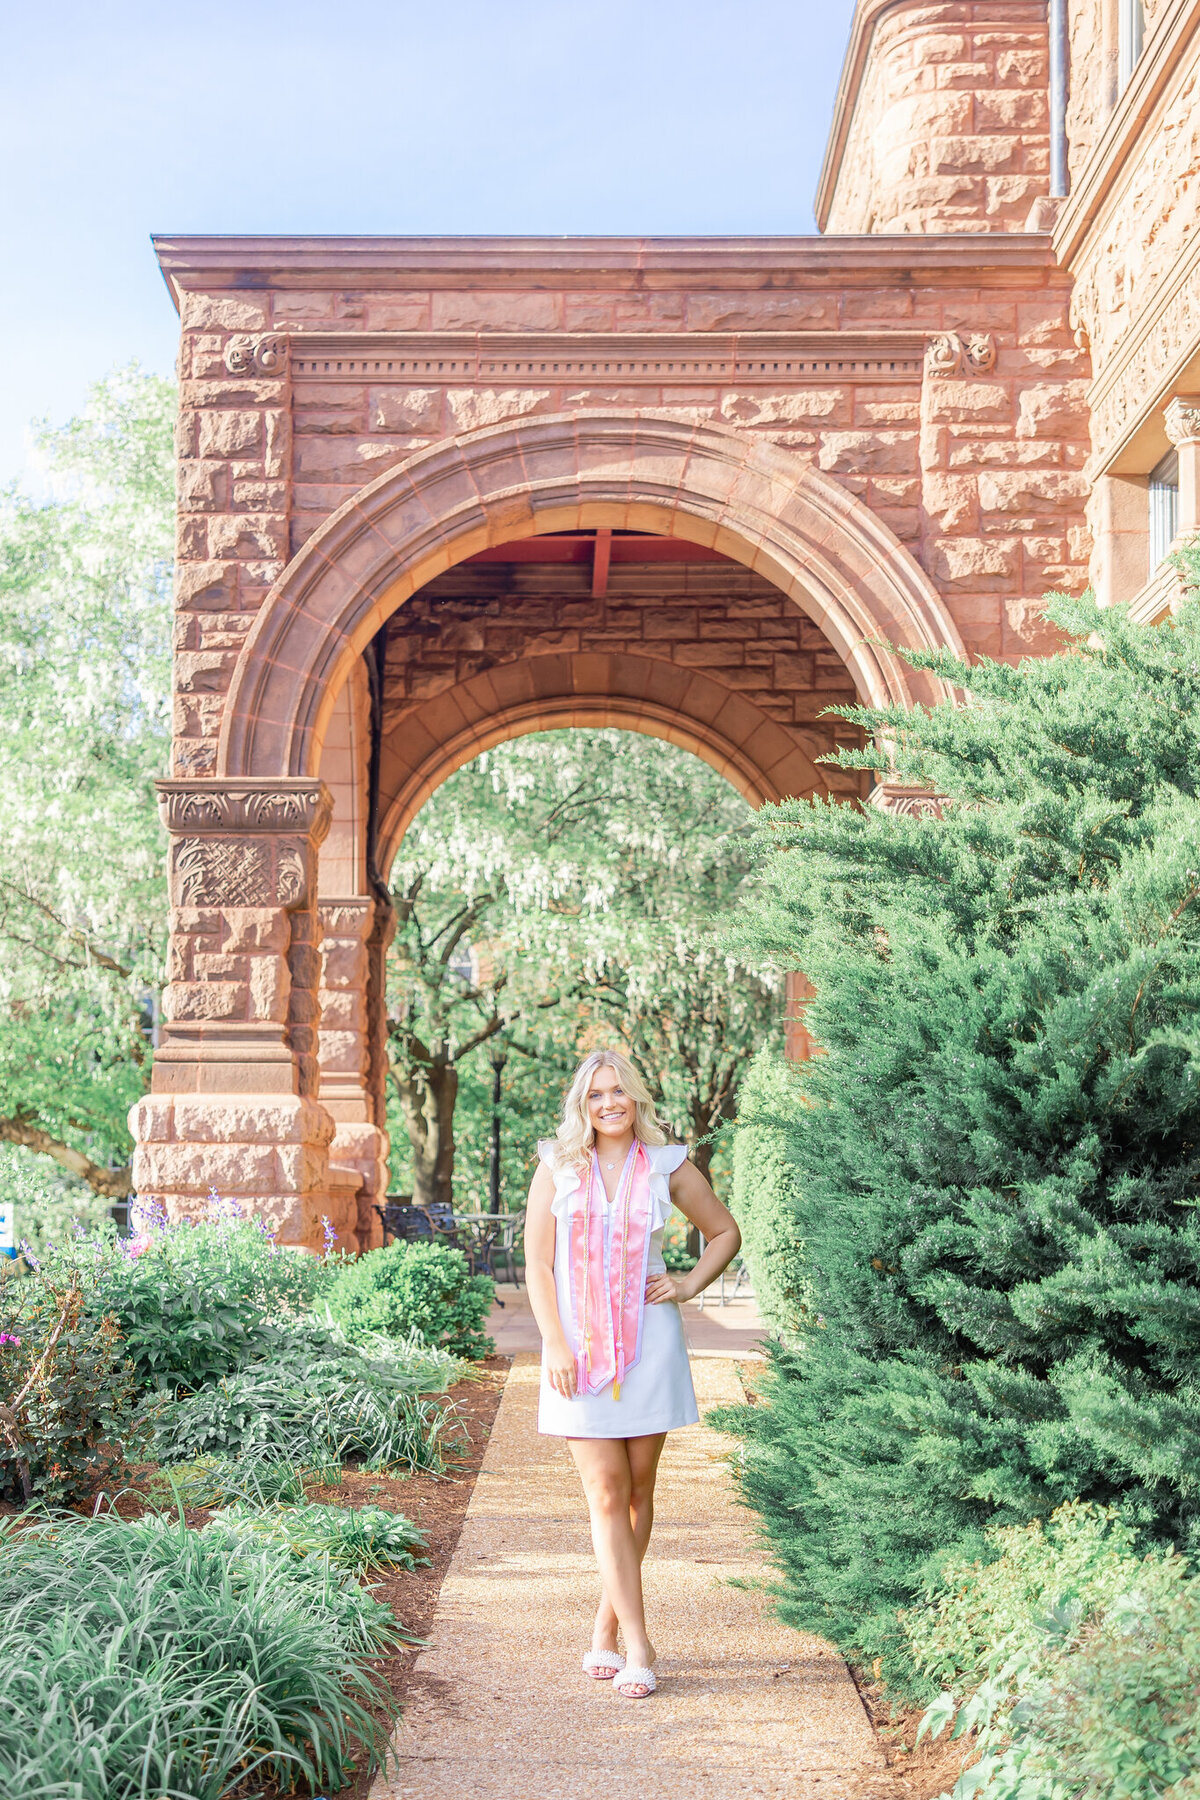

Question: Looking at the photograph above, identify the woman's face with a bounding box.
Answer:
[586,1064,636,1142]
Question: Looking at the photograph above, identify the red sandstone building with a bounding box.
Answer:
[135,0,1200,1248]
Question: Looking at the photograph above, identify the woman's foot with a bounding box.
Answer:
[613,1642,656,1699]
[582,1649,625,1679]
[584,1609,623,1679]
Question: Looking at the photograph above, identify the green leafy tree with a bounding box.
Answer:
[0,368,173,1195]
[386,730,778,1209]
[720,559,1200,1690]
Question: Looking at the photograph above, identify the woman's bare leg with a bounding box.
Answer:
[569,1433,665,1693]
[590,1433,666,1656]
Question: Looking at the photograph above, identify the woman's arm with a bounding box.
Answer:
[644,1157,742,1307]
[523,1159,577,1397]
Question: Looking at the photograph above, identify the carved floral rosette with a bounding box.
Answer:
[925,331,997,378]
[224,333,289,377]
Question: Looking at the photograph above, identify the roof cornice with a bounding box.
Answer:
[151,232,1058,308]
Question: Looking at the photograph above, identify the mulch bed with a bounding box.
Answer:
[852,1679,976,1799]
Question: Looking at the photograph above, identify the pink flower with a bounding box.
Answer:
[124,1233,154,1258]
[0,1333,21,1347]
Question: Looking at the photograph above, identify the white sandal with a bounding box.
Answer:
[582,1650,625,1680]
[613,1663,656,1698]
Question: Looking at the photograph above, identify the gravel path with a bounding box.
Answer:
[373,1353,893,1800]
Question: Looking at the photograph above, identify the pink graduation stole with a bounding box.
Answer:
[568,1143,654,1400]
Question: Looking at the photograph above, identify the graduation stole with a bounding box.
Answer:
[568,1142,654,1400]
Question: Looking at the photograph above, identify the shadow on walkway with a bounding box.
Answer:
[372,1354,892,1800]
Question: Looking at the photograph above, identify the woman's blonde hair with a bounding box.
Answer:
[549,1049,669,1169]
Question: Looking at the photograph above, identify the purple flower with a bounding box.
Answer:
[321,1215,337,1259]
[130,1196,169,1235]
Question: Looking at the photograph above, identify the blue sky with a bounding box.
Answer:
[0,0,857,484]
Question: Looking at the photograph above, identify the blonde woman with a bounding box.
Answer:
[524,1049,741,1700]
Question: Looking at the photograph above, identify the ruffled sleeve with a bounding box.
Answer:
[538,1140,584,1222]
[646,1142,688,1230]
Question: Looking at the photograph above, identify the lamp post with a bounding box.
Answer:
[487,1046,507,1215]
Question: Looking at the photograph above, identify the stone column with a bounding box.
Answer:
[317,896,395,1252]
[1088,473,1150,608]
[129,778,350,1252]
[783,971,819,1063]
[1165,398,1200,539]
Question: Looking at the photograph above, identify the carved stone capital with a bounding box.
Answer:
[318,897,376,941]
[1165,397,1200,446]
[869,781,946,818]
[224,332,288,377]
[169,836,316,909]
[925,330,996,377]
[156,779,332,845]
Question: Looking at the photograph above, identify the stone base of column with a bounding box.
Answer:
[129,1092,349,1251]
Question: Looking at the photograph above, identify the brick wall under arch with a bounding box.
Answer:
[371,546,869,873]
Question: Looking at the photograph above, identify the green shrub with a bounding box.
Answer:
[911,1504,1200,1799]
[729,1049,811,1337]
[150,1339,461,1474]
[1017,1565,1200,1799]
[83,1204,323,1394]
[906,1502,1146,1697]
[0,1253,142,1507]
[325,1239,494,1359]
[718,572,1200,1689]
[0,1508,402,1799]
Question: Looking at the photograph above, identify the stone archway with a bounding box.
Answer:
[218,410,964,782]
[136,411,966,1251]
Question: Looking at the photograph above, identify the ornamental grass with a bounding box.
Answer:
[0,1506,415,1799]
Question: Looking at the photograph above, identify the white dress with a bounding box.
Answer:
[537,1141,700,1438]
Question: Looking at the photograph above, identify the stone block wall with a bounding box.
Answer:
[161,241,1088,795]
[820,0,1051,234]
[1057,2,1200,607]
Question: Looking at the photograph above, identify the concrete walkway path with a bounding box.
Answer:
[374,1354,891,1800]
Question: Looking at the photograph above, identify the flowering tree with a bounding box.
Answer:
[0,369,174,1195]
[386,730,780,1206]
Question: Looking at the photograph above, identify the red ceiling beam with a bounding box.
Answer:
[591,528,612,598]
[465,533,728,566]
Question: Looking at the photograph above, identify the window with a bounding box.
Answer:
[1119,0,1146,89]
[1149,447,1180,569]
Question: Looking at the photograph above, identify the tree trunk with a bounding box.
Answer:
[394,1059,458,1210]
[685,1138,716,1259]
